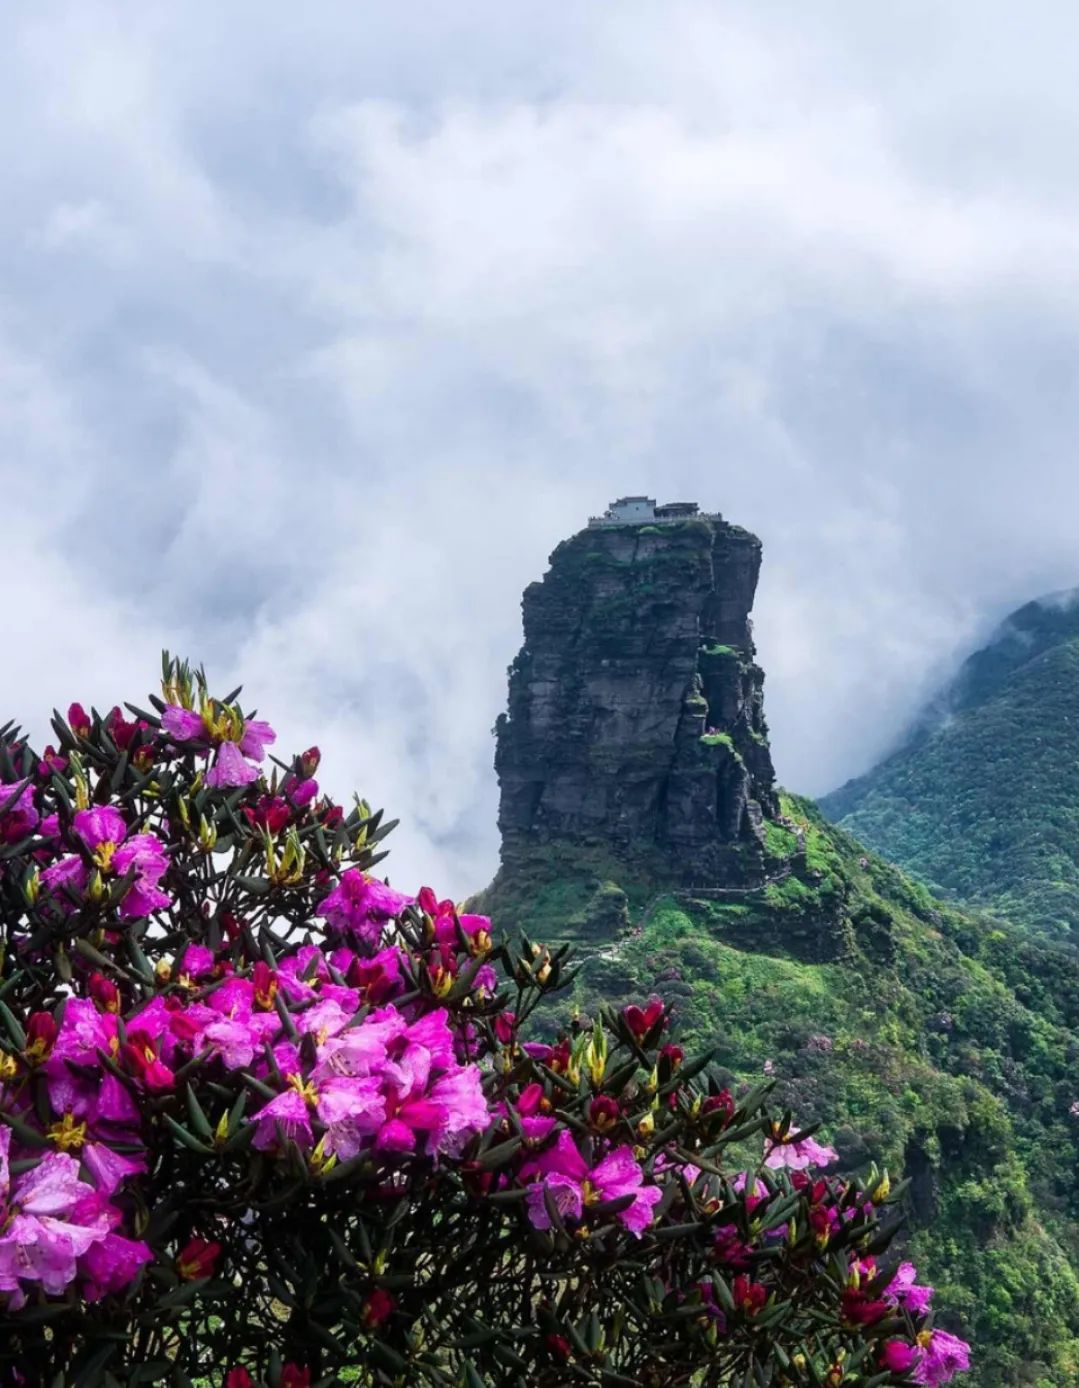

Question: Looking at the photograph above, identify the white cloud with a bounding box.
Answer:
[3,2,1079,894]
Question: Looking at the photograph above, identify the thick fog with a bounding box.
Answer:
[4,2,1079,893]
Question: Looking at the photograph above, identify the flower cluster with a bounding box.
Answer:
[0,659,970,1387]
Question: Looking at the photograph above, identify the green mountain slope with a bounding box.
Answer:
[475,796,1079,1387]
[821,592,1079,941]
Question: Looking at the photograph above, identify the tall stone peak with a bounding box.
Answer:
[494,501,778,887]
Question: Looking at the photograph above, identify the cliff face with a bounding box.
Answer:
[494,514,778,886]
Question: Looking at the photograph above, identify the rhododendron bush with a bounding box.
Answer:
[0,659,970,1386]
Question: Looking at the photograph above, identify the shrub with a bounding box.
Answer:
[0,659,968,1386]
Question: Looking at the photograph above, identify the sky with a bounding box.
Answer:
[5,2,1079,895]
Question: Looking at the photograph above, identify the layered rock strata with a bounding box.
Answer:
[494,510,778,886]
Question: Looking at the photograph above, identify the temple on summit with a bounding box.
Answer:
[588,496,723,527]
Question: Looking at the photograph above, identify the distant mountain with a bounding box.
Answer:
[821,590,1079,942]
[476,513,1079,1384]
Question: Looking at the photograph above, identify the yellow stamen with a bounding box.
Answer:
[48,1112,88,1151]
[287,1073,320,1107]
[92,841,117,873]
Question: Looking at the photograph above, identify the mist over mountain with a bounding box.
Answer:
[822,589,1079,941]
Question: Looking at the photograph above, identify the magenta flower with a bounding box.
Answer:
[82,1143,146,1197]
[239,718,276,761]
[55,810,171,919]
[113,833,171,918]
[285,776,318,808]
[161,705,205,741]
[763,1132,838,1171]
[252,1083,315,1152]
[73,806,127,857]
[206,740,259,789]
[0,1128,107,1303]
[887,1260,934,1315]
[0,777,39,844]
[79,1229,153,1301]
[914,1329,972,1385]
[40,854,89,907]
[316,869,414,947]
[523,1130,662,1238]
[421,1067,489,1157]
[314,1077,385,1160]
[880,1341,920,1373]
[162,705,275,786]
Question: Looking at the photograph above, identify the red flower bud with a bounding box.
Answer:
[105,706,144,752]
[544,1335,572,1362]
[253,961,278,1011]
[88,972,120,1014]
[176,1236,221,1281]
[732,1274,768,1316]
[300,746,321,776]
[37,745,67,778]
[659,1042,684,1069]
[841,1287,888,1326]
[493,1011,517,1045]
[589,1095,621,1131]
[67,702,91,739]
[622,997,665,1042]
[361,1288,396,1328]
[122,1031,174,1091]
[220,910,242,942]
[226,1371,254,1388]
[281,1366,310,1388]
[516,1082,545,1117]
[701,1089,735,1126]
[25,1012,58,1063]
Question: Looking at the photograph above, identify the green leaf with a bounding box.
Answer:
[162,1113,215,1155]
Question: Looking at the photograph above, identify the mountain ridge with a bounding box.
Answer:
[476,509,1079,1385]
[822,589,1079,940]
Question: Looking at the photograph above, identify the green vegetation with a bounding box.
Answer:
[699,730,735,749]
[762,817,799,859]
[478,797,1079,1385]
[822,595,1079,942]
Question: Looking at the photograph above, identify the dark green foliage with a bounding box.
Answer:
[478,796,1079,1385]
[822,592,1079,942]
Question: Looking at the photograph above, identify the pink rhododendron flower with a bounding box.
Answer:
[239,718,275,761]
[0,777,39,844]
[313,1077,385,1160]
[880,1341,920,1373]
[206,740,259,788]
[286,776,318,808]
[915,1329,971,1386]
[0,1129,108,1302]
[161,705,204,741]
[763,1132,838,1171]
[40,853,89,907]
[73,806,127,857]
[523,1130,661,1238]
[122,1031,175,1091]
[888,1260,934,1315]
[81,1144,146,1197]
[316,868,414,946]
[113,833,171,917]
[79,1229,153,1301]
[252,1085,315,1152]
[67,701,92,738]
